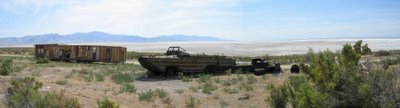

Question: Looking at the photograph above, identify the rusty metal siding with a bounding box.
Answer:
[34,44,126,63]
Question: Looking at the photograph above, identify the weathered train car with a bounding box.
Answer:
[35,44,126,63]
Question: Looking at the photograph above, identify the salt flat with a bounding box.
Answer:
[4,39,400,56]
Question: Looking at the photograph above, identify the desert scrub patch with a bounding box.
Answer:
[185,96,201,108]
[223,87,238,94]
[155,88,168,98]
[246,75,257,84]
[202,82,217,95]
[95,73,105,81]
[262,74,269,80]
[175,88,185,94]
[111,72,134,84]
[97,97,120,108]
[189,86,200,93]
[35,90,82,108]
[221,78,239,86]
[119,83,136,93]
[138,89,156,102]
[35,57,49,64]
[177,73,193,82]
[162,97,172,105]
[197,73,212,83]
[219,100,229,108]
[239,82,254,91]
[56,79,68,85]
[213,77,221,83]
[0,58,13,76]
[7,77,42,108]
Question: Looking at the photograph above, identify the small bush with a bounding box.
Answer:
[213,77,221,83]
[95,73,105,81]
[138,90,156,102]
[189,86,199,93]
[162,97,172,105]
[221,78,239,86]
[239,83,254,91]
[7,77,42,108]
[246,75,257,84]
[155,88,167,98]
[177,73,193,82]
[202,82,217,95]
[0,58,13,76]
[35,90,82,108]
[185,96,201,108]
[97,97,119,108]
[120,83,136,93]
[223,87,238,94]
[83,71,94,82]
[175,88,185,94]
[267,85,289,108]
[111,72,134,84]
[36,57,49,64]
[56,79,68,85]
[219,100,229,108]
[198,74,212,83]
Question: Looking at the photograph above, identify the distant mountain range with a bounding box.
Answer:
[0,31,226,46]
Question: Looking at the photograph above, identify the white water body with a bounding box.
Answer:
[3,39,400,56]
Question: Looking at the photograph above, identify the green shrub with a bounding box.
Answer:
[213,77,221,83]
[189,86,199,93]
[267,85,289,108]
[7,77,42,108]
[175,88,185,94]
[56,79,68,85]
[138,90,156,102]
[120,83,136,93]
[95,73,105,82]
[162,97,172,105]
[7,77,82,108]
[223,87,238,94]
[239,83,254,91]
[286,76,326,108]
[185,96,201,108]
[246,75,257,84]
[111,72,134,84]
[198,74,212,83]
[202,82,217,95]
[36,57,49,64]
[0,58,13,76]
[221,78,239,86]
[155,88,167,98]
[97,97,119,108]
[35,90,82,108]
[177,73,193,82]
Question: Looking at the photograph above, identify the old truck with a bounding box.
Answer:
[138,46,298,76]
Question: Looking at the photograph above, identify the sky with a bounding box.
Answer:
[0,0,399,41]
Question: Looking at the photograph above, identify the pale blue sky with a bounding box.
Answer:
[0,0,399,41]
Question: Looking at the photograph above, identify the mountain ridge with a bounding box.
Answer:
[0,31,226,46]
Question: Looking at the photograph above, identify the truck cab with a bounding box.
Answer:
[165,46,190,57]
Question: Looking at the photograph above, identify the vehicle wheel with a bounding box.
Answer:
[165,68,177,77]
[205,65,218,74]
[274,63,281,73]
[290,64,300,73]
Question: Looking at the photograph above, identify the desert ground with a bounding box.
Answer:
[0,39,399,108]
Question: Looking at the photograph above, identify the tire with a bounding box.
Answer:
[290,64,300,73]
[205,65,218,74]
[274,63,281,73]
[165,68,177,77]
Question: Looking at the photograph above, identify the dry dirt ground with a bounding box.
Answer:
[0,56,298,108]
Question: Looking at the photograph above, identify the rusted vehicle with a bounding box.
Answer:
[138,46,236,75]
[35,44,126,63]
[139,46,300,76]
